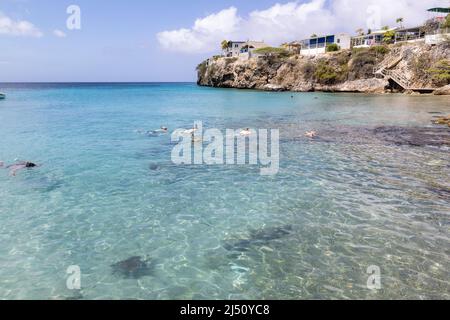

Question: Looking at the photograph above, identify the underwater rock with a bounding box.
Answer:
[373,126,450,147]
[111,256,154,279]
[223,225,293,253]
[427,185,450,199]
[149,163,160,171]
[433,84,450,96]
[432,116,450,127]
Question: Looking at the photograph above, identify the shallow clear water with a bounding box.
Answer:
[0,83,449,300]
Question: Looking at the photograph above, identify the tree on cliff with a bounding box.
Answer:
[221,40,229,50]
[443,14,450,28]
[356,28,365,36]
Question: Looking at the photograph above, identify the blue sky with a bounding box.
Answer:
[0,0,443,82]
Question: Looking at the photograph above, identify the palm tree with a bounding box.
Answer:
[396,17,404,29]
[221,40,229,50]
[355,28,365,36]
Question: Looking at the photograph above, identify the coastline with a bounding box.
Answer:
[198,42,450,95]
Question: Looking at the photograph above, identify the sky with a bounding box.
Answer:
[0,0,446,82]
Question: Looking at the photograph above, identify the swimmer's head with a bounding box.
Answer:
[161,127,168,131]
[25,162,37,168]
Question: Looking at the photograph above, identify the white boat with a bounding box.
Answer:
[0,92,5,99]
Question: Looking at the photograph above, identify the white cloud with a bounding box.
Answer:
[0,12,43,37]
[157,7,241,53]
[53,29,67,38]
[157,0,443,54]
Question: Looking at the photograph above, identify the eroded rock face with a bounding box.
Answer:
[315,79,389,93]
[197,42,449,93]
[434,84,450,95]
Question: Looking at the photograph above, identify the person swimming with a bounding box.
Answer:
[184,124,199,135]
[155,126,168,133]
[304,131,317,138]
[240,128,252,136]
[6,161,39,176]
[137,126,169,136]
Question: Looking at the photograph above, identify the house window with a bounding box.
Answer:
[337,39,340,43]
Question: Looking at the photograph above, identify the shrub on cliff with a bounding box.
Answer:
[326,43,340,52]
[314,60,338,84]
[442,14,450,28]
[348,48,380,80]
[410,53,433,82]
[301,62,316,80]
[428,59,450,86]
[371,45,390,55]
[253,47,290,58]
[196,61,208,76]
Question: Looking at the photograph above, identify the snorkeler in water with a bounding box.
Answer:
[240,128,252,136]
[136,126,169,136]
[184,124,199,135]
[304,131,317,138]
[6,161,39,176]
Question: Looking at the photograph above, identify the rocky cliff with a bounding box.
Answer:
[197,42,450,94]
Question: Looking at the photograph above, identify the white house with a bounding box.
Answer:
[223,41,266,58]
[350,28,397,48]
[223,41,246,57]
[300,33,351,56]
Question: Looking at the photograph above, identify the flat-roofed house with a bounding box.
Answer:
[351,28,397,48]
[223,41,246,57]
[223,41,266,58]
[239,41,267,59]
[300,33,351,56]
[394,27,426,44]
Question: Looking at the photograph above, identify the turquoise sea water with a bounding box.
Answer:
[0,83,449,300]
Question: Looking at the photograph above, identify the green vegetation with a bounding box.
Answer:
[371,45,390,55]
[382,28,396,44]
[410,53,433,81]
[349,48,377,79]
[326,43,340,52]
[300,62,316,80]
[314,59,338,84]
[221,40,229,50]
[253,47,290,57]
[443,14,450,28]
[196,61,208,76]
[396,17,404,29]
[428,59,450,86]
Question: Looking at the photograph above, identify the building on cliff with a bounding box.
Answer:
[222,40,266,58]
[299,33,351,56]
[351,28,397,48]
